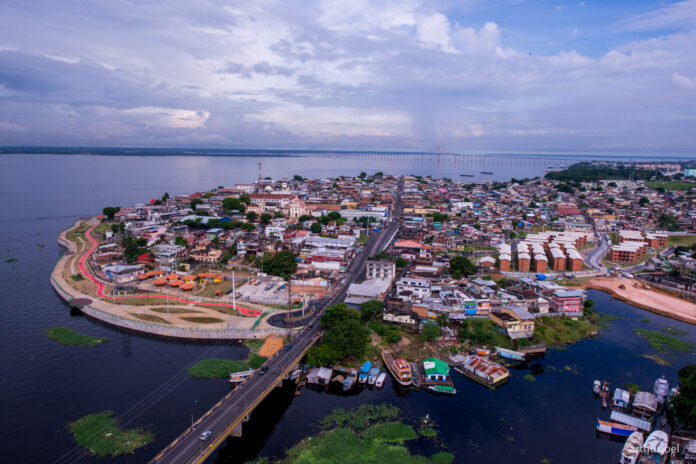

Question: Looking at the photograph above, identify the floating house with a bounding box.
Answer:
[423,358,449,383]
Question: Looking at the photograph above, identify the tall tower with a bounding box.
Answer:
[257,162,263,192]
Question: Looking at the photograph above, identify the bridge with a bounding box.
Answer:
[149,179,403,464]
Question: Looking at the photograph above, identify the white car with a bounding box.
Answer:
[200,430,212,441]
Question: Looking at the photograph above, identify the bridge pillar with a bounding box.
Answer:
[230,414,250,438]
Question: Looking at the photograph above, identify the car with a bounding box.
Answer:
[307,323,313,329]
[259,366,269,375]
[284,344,293,351]
[200,431,212,441]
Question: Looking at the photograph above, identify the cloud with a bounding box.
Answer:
[618,0,696,31]
[672,73,695,91]
[416,12,456,53]
[123,107,210,129]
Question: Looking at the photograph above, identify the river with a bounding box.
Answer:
[0,152,694,464]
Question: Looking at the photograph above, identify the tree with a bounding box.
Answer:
[638,197,650,206]
[438,313,450,328]
[298,214,314,222]
[449,256,475,278]
[319,304,370,360]
[260,213,272,225]
[310,222,322,234]
[422,323,441,341]
[190,198,202,210]
[102,206,120,220]
[263,251,298,279]
[222,197,245,212]
[274,211,284,218]
[110,224,118,234]
[359,300,384,323]
[395,257,408,268]
[672,364,696,427]
[161,192,170,202]
[239,194,251,205]
[327,211,342,221]
[174,236,187,247]
[293,174,304,181]
[246,211,258,222]
[359,172,367,179]
[608,181,618,188]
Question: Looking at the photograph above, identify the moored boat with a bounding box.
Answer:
[496,346,525,361]
[642,431,669,463]
[620,431,644,464]
[367,367,380,385]
[375,372,387,388]
[343,372,357,391]
[596,418,638,437]
[451,354,509,388]
[429,385,456,395]
[653,375,669,404]
[382,348,412,386]
[358,361,371,384]
[593,380,601,395]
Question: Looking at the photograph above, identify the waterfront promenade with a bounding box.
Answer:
[51,218,290,340]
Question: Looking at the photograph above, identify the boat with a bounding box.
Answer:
[654,376,669,404]
[480,171,493,175]
[382,349,412,386]
[343,372,357,391]
[375,372,386,388]
[358,361,371,384]
[593,380,601,395]
[642,431,669,463]
[620,431,644,464]
[596,418,638,437]
[495,347,525,361]
[475,347,491,356]
[367,367,380,385]
[460,174,474,177]
[428,385,456,395]
[451,354,509,388]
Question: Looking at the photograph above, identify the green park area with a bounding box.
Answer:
[645,181,694,191]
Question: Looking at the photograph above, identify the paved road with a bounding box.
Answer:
[586,232,610,272]
[150,179,403,464]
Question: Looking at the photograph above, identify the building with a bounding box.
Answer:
[396,277,432,300]
[422,357,450,382]
[345,278,391,305]
[609,242,646,263]
[549,289,584,315]
[489,306,535,339]
[366,259,396,281]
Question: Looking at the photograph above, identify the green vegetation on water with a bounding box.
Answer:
[4,257,17,263]
[68,410,153,457]
[47,327,108,346]
[625,383,640,395]
[458,318,513,349]
[532,315,598,347]
[663,327,688,337]
[634,329,695,353]
[523,374,536,382]
[188,340,268,378]
[257,404,453,464]
[419,427,437,437]
[362,422,417,443]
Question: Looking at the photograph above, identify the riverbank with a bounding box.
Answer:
[51,218,290,340]
[576,277,696,325]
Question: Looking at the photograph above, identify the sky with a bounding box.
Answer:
[0,0,694,154]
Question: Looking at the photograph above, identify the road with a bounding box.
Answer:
[586,232,609,272]
[150,178,403,464]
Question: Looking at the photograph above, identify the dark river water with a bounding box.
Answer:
[0,153,694,464]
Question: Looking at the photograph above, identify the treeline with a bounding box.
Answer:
[545,162,665,182]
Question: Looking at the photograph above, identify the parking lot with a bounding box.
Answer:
[235,277,289,306]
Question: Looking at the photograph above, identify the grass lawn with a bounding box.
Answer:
[533,315,599,346]
[68,410,154,457]
[70,274,85,281]
[131,313,171,324]
[47,327,108,346]
[179,316,224,324]
[667,235,696,247]
[149,307,201,314]
[193,280,236,298]
[361,422,417,443]
[645,181,694,191]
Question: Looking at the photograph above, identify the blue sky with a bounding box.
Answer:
[0,0,694,154]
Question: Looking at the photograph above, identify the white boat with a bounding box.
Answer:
[367,367,380,385]
[375,372,387,388]
[593,380,601,395]
[654,375,669,404]
[642,431,669,463]
[620,431,644,464]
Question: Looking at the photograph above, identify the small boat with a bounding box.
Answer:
[596,418,638,437]
[654,375,669,404]
[480,171,493,175]
[593,380,601,395]
[343,372,357,391]
[620,431,644,464]
[495,347,525,361]
[375,372,386,388]
[287,368,302,380]
[669,385,680,400]
[460,174,474,177]
[642,431,669,463]
[428,385,456,395]
[358,361,371,384]
[367,367,380,385]
[475,347,491,356]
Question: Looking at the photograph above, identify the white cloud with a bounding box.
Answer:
[123,107,210,129]
[0,120,24,131]
[416,12,456,53]
[453,22,509,57]
[672,72,695,90]
[618,0,696,31]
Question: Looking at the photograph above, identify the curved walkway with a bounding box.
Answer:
[79,224,262,317]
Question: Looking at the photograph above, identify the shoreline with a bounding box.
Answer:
[573,277,696,325]
[50,218,291,340]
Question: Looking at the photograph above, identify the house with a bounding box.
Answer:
[345,278,391,305]
[366,259,396,281]
[422,357,450,382]
[396,277,432,300]
[549,289,584,315]
[489,306,535,339]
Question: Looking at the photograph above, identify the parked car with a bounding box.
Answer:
[200,431,212,441]
[284,344,292,351]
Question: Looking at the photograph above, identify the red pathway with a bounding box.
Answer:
[78,225,262,317]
